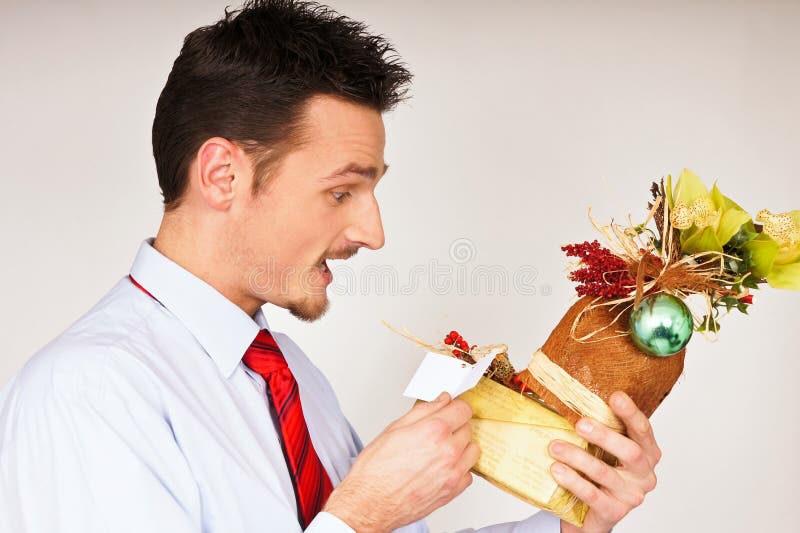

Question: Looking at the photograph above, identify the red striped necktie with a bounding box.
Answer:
[243,329,334,528]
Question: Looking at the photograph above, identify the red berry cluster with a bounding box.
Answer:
[561,240,636,299]
[443,330,474,356]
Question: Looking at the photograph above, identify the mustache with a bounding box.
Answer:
[322,248,359,261]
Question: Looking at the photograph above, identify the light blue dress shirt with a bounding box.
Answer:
[0,238,560,533]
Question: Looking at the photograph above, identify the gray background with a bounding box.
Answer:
[1,1,798,531]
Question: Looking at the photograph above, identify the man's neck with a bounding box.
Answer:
[153,217,263,318]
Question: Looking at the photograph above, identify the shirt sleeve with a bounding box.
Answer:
[464,510,562,532]
[304,508,561,533]
[305,511,357,533]
[0,346,202,533]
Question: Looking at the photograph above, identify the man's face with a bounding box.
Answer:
[236,95,387,321]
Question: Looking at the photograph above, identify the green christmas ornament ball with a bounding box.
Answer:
[629,293,694,357]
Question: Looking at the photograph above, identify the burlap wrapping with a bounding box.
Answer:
[519,295,686,430]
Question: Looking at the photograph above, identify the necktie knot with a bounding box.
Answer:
[242,329,289,377]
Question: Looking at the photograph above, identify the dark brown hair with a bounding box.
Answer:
[152,0,412,210]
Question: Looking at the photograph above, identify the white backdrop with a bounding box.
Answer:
[2,1,799,532]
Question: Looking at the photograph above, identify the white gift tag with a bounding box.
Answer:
[402,350,499,401]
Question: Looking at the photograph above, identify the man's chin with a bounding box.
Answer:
[287,295,330,323]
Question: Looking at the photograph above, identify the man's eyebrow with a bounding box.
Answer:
[321,162,389,181]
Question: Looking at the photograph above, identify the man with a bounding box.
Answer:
[0,1,660,532]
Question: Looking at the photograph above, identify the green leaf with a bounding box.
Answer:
[682,226,722,254]
[742,275,760,289]
[652,237,663,253]
[708,182,754,246]
[697,314,721,333]
[719,295,742,312]
[726,224,758,248]
[724,255,745,275]
[766,263,800,290]
[774,245,800,266]
[673,169,710,206]
[666,174,674,209]
[716,208,753,247]
[710,182,747,212]
[743,233,780,278]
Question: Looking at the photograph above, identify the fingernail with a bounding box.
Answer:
[550,441,563,455]
[577,420,593,434]
[612,393,627,409]
[435,392,449,402]
[552,463,567,477]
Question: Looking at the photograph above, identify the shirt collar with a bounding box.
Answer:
[129,237,268,379]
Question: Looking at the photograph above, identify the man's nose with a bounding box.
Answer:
[345,195,385,250]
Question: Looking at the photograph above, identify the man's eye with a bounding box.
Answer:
[331,191,352,203]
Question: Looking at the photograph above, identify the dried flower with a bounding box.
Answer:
[562,240,636,298]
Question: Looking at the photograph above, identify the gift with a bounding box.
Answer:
[393,169,799,527]
[457,376,593,525]
[393,333,596,525]
[519,170,799,427]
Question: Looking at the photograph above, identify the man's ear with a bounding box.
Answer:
[194,137,246,210]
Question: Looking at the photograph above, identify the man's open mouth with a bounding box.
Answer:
[316,250,357,275]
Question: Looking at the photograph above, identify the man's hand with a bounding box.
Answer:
[323,392,479,532]
[548,391,660,533]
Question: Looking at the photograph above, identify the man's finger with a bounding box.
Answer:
[393,392,452,429]
[430,398,473,432]
[451,419,473,451]
[548,440,625,495]
[609,391,662,466]
[550,461,626,525]
[455,470,474,496]
[575,417,651,476]
[455,441,481,473]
